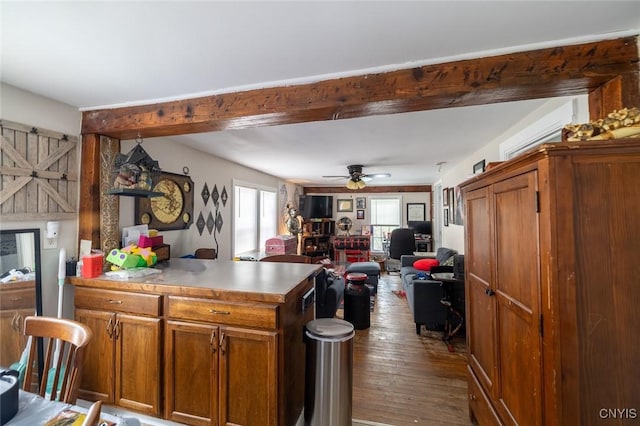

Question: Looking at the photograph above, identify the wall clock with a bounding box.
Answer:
[135,172,194,230]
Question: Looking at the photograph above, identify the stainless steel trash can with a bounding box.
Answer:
[304,318,355,426]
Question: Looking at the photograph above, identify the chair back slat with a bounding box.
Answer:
[22,316,92,404]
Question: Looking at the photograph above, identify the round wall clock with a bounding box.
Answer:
[135,172,194,230]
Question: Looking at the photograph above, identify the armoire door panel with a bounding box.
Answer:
[493,172,540,309]
[496,300,541,425]
[467,276,497,395]
[465,187,498,397]
[466,188,492,283]
[492,171,542,425]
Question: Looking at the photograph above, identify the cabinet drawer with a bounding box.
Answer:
[0,288,36,310]
[167,296,278,329]
[75,287,161,316]
[468,366,503,426]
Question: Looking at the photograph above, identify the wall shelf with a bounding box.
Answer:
[106,188,164,198]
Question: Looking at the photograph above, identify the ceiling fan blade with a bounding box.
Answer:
[321,175,349,179]
[365,173,391,179]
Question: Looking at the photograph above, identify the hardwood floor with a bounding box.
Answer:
[345,272,471,425]
[90,271,471,426]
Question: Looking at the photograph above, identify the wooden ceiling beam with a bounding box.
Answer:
[82,36,639,140]
[304,185,432,194]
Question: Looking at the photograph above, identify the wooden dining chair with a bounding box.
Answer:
[260,254,312,263]
[22,316,93,404]
[82,400,103,426]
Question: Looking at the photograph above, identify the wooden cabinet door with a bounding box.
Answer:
[219,327,277,426]
[492,171,543,425]
[465,187,498,397]
[75,309,115,403]
[165,320,219,426]
[114,313,162,416]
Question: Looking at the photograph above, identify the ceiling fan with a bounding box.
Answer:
[322,165,391,189]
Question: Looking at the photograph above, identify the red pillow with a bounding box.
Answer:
[413,258,439,271]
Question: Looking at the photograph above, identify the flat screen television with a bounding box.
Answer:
[408,220,432,235]
[299,195,333,219]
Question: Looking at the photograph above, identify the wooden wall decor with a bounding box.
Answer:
[100,137,120,259]
[0,120,78,221]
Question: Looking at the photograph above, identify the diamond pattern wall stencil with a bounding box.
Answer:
[215,211,223,232]
[221,187,228,207]
[196,212,206,236]
[212,185,220,207]
[201,183,210,206]
[206,211,215,235]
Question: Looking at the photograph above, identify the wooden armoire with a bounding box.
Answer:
[461,139,640,425]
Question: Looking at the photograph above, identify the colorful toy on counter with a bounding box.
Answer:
[106,244,157,270]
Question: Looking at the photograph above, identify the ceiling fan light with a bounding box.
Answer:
[356,180,366,189]
[346,179,358,190]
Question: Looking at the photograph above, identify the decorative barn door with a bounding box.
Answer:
[0,120,78,221]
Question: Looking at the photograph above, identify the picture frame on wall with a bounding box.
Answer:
[356,197,366,209]
[356,209,365,220]
[454,186,465,226]
[407,203,426,222]
[337,199,354,212]
[443,188,449,206]
[448,187,455,211]
[473,159,486,174]
[444,208,449,226]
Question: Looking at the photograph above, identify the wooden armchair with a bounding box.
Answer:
[23,316,92,404]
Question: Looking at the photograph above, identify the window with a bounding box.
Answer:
[499,99,582,160]
[370,197,401,252]
[233,183,277,256]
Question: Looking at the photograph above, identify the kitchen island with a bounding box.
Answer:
[69,258,320,426]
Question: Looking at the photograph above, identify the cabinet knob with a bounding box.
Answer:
[484,288,495,296]
[469,393,477,401]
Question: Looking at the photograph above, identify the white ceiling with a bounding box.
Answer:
[2,1,639,186]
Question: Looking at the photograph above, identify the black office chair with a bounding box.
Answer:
[387,228,416,272]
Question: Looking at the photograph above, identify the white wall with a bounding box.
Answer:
[0,83,81,136]
[120,138,281,260]
[439,96,589,253]
[1,83,82,318]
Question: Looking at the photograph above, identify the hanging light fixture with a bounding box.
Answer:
[346,176,366,190]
